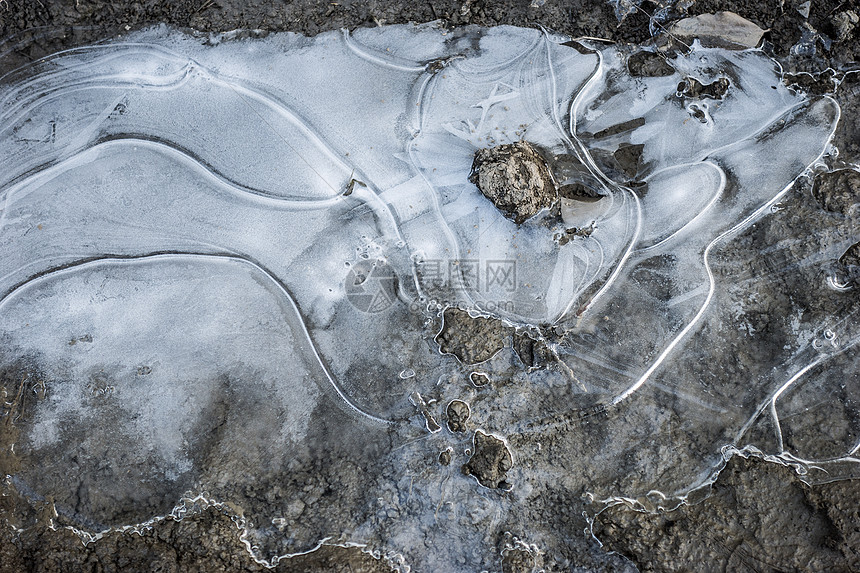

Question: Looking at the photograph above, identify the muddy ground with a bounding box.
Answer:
[2,0,859,572]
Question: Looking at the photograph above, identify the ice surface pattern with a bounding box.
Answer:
[0,23,856,571]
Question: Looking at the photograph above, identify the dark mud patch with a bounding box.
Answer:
[811,169,860,215]
[592,118,647,140]
[783,70,839,95]
[678,76,730,100]
[0,359,36,480]
[557,181,604,201]
[593,456,860,572]
[469,142,557,224]
[445,400,471,433]
[832,72,860,166]
[630,254,679,303]
[841,242,860,267]
[612,143,645,179]
[627,50,675,78]
[0,505,394,573]
[469,371,490,387]
[512,332,538,368]
[0,0,658,78]
[462,430,513,490]
[680,0,857,63]
[436,308,510,364]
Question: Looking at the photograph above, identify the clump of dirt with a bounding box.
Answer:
[556,225,596,246]
[462,431,513,490]
[627,50,675,77]
[436,308,510,364]
[831,9,859,42]
[469,371,490,387]
[438,448,452,466]
[469,142,558,224]
[501,547,537,573]
[678,77,730,99]
[811,169,860,215]
[445,400,471,433]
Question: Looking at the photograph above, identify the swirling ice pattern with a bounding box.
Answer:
[0,23,857,571]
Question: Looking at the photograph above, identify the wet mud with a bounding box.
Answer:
[593,455,860,572]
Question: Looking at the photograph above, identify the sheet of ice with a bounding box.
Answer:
[1,23,857,571]
[3,255,320,527]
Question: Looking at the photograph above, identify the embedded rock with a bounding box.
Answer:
[670,12,766,49]
[469,142,558,224]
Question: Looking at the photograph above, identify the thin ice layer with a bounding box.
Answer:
[4,255,320,528]
[0,23,856,572]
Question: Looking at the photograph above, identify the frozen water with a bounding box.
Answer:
[1,22,857,571]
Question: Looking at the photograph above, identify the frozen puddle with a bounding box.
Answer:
[1,23,857,571]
